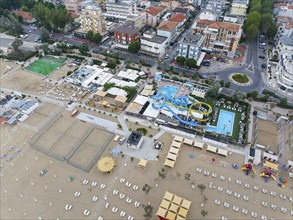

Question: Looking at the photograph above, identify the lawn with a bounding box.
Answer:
[26,56,66,76]
[232,74,249,83]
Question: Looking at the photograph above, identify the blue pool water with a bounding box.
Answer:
[206,110,235,136]
[163,85,179,97]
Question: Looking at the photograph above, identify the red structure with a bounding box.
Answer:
[114,25,140,46]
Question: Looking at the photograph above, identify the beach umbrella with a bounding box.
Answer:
[97,157,115,173]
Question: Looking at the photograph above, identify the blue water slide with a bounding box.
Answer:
[154,103,199,127]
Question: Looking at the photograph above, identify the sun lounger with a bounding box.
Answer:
[134,201,140,207]
[214,199,221,205]
[128,215,134,220]
[120,211,126,217]
[270,204,276,210]
[234,192,241,198]
[236,180,241,185]
[244,183,250,188]
[92,196,98,202]
[221,216,227,220]
[209,182,213,189]
[242,208,248,215]
[251,212,257,218]
[91,181,97,187]
[233,206,239,212]
[126,198,132,204]
[217,186,223,192]
[243,195,249,201]
[204,171,210,176]
[119,193,125,199]
[280,207,287,213]
[98,216,103,220]
[262,189,267,194]
[253,186,258,191]
[226,190,232,195]
[212,173,217,178]
[105,203,109,209]
[270,191,276,197]
[120,178,125,183]
[279,194,286,200]
[261,201,267,207]
[261,215,267,220]
[220,175,225,180]
[224,202,230,208]
[196,168,202,173]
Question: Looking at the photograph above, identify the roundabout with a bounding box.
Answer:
[229,73,253,86]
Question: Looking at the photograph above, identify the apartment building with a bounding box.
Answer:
[276,54,293,92]
[157,20,179,43]
[80,4,106,33]
[161,0,180,11]
[142,6,165,26]
[192,19,242,57]
[114,24,140,48]
[178,33,205,60]
[104,0,138,21]
[140,32,168,57]
[64,0,83,14]
[230,0,249,16]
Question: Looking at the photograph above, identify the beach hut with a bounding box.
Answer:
[183,138,193,146]
[193,140,203,149]
[169,147,180,155]
[164,159,175,168]
[167,152,178,161]
[263,161,279,173]
[174,135,183,143]
[171,141,181,149]
[217,148,228,157]
[206,145,217,154]
[138,159,148,169]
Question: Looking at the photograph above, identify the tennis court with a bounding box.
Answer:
[26,56,66,76]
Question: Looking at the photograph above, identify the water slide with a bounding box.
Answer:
[153,103,199,127]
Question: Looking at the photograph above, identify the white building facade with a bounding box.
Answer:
[178,34,205,60]
[104,0,138,21]
[140,32,168,57]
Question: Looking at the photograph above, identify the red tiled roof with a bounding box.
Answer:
[144,6,164,16]
[288,5,293,9]
[13,10,33,21]
[0,118,7,124]
[168,14,186,23]
[157,20,179,32]
[196,19,240,32]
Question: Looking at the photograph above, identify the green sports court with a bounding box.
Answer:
[26,56,66,76]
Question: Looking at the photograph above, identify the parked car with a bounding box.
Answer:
[119,137,126,145]
[261,64,267,68]
[259,55,266,59]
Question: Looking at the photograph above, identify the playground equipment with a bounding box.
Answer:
[241,164,256,175]
[260,169,276,182]
[152,86,212,125]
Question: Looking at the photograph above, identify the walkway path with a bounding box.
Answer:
[278,118,287,171]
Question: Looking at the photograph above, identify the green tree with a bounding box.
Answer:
[103,82,116,91]
[85,30,94,40]
[176,56,185,65]
[205,82,221,99]
[279,98,288,107]
[158,168,167,179]
[143,204,153,218]
[197,184,206,195]
[224,81,231,88]
[185,173,191,180]
[267,22,278,41]
[142,184,151,194]
[41,43,49,54]
[91,33,102,43]
[40,28,50,42]
[245,24,259,42]
[260,13,273,34]
[244,11,261,28]
[185,58,197,68]
[11,38,23,52]
[232,91,247,102]
[250,90,259,99]
[219,80,225,87]
[78,44,89,55]
[128,41,140,53]
[201,210,208,217]
[20,5,29,11]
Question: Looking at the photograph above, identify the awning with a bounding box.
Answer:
[169,203,179,213]
[160,199,171,209]
[138,159,148,168]
[174,135,183,143]
[183,138,193,146]
[169,147,179,155]
[206,145,217,154]
[172,141,181,149]
[156,207,167,218]
[181,199,191,210]
[263,152,278,162]
[167,152,178,161]
[164,159,175,168]
[178,207,188,218]
[193,140,203,149]
[166,211,176,220]
[173,195,183,205]
[196,52,206,66]
[263,161,279,172]
[164,191,175,201]
[217,148,228,157]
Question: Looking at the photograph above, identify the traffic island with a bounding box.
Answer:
[230,73,253,86]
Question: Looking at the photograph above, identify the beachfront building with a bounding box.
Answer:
[157,20,179,43]
[126,131,143,149]
[198,9,217,21]
[114,24,140,49]
[168,14,186,27]
[142,6,165,26]
[104,0,138,21]
[64,0,83,14]
[230,0,249,16]
[140,32,168,58]
[80,4,106,34]
[191,19,242,57]
[276,54,293,92]
[161,0,180,11]
[178,33,205,60]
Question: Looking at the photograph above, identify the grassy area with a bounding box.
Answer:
[26,56,66,76]
[232,74,249,83]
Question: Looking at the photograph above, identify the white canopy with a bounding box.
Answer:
[206,145,217,153]
[217,148,228,157]
[193,140,203,149]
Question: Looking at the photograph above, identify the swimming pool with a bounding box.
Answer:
[163,85,179,97]
[206,110,235,136]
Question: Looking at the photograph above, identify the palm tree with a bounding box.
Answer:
[201,209,208,217]
[185,173,191,180]
[142,184,151,194]
[197,184,206,195]
[143,204,153,218]
[202,195,208,204]
[158,168,167,179]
